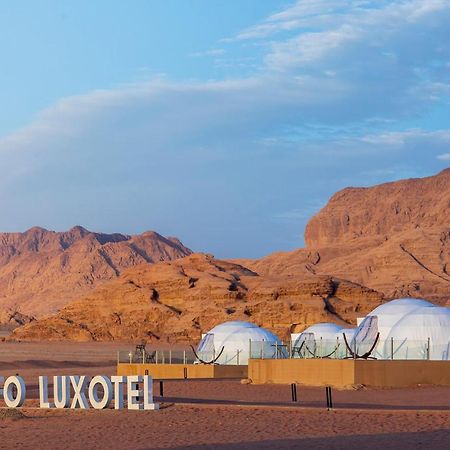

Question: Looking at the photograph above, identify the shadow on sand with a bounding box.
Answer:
[155,430,450,450]
[155,395,450,411]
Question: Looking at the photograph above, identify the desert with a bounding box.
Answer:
[2,1,450,449]
[0,342,449,450]
[0,170,449,450]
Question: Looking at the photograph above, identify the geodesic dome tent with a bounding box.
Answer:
[292,323,343,358]
[195,321,284,365]
[366,298,435,341]
[300,323,344,339]
[384,306,450,360]
[339,328,356,341]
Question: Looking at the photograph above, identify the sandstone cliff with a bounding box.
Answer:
[12,254,384,342]
[8,168,450,342]
[242,169,450,305]
[0,226,192,324]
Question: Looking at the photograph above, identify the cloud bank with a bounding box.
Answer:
[1,0,450,257]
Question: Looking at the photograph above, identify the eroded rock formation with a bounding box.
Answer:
[12,254,384,342]
[0,226,192,320]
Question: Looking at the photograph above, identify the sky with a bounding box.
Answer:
[1,0,450,258]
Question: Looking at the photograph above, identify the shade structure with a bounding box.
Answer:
[196,321,284,365]
[384,306,450,360]
[367,298,434,341]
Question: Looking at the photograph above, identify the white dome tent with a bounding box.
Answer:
[366,298,434,341]
[298,323,343,340]
[335,328,356,358]
[292,323,343,358]
[339,328,356,341]
[195,321,284,365]
[384,306,450,360]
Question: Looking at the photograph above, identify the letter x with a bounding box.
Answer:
[70,376,90,409]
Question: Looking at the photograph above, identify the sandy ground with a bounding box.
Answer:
[0,342,449,449]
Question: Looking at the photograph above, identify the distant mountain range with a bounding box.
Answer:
[6,168,450,341]
[0,226,191,325]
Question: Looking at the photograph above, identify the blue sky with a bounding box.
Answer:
[1,0,450,258]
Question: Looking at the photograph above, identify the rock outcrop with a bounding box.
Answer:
[0,226,192,320]
[242,168,450,305]
[12,253,384,342]
[7,168,450,342]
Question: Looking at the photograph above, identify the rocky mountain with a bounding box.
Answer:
[12,253,384,342]
[7,168,450,342]
[0,226,192,324]
[241,168,450,305]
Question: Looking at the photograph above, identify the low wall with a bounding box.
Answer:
[117,363,248,380]
[248,359,450,388]
[354,360,450,387]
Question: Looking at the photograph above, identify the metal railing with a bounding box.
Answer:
[117,349,196,365]
[117,338,450,365]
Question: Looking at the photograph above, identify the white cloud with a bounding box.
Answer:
[189,48,226,58]
[1,1,450,257]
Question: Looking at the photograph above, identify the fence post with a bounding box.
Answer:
[262,339,265,359]
[142,349,145,364]
[427,337,430,360]
[128,352,132,364]
[326,386,333,410]
[391,337,394,360]
[183,350,186,365]
[275,342,278,359]
[169,350,172,364]
[291,383,297,402]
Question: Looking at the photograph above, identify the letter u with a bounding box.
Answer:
[53,376,71,408]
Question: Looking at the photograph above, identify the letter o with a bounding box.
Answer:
[4,376,26,408]
[88,376,113,409]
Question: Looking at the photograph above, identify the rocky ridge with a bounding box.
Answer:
[241,169,450,305]
[8,168,450,342]
[0,226,192,324]
[12,253,384,342]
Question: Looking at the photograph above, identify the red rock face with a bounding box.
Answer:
[6,168,450,342]
[12,254,384,342]
[243,168,450,305]
[0,226,192,323]
[305,168,450,247]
